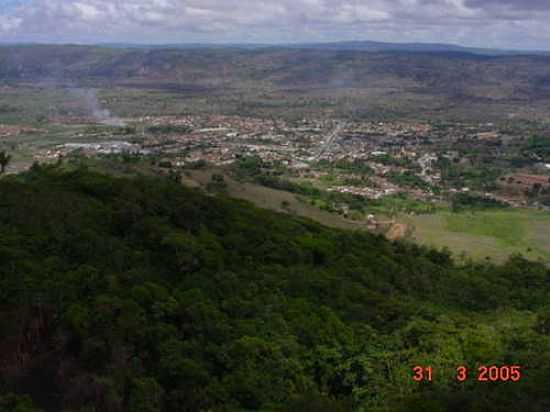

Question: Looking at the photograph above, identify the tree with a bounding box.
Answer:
[207,174,227,192]
[0,393,42,412]
[0,151,12,174]
[128,378,164,412]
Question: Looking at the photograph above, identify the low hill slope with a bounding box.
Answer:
[1,164,550,411]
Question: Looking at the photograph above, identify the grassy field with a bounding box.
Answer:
[407,210,550,262]
[183,169,372,232]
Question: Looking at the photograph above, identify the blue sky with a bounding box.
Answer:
[1,0,550,50]
[1,0,26,12]
[1,0,19,7]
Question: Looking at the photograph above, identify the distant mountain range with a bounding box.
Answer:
[94,40,550,56]
[284,40,550,56]
[3,39,549,56]
[2,42,550,111]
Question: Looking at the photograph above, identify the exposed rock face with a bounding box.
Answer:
[386,223,409,241]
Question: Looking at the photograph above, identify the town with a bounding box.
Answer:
[28,113,550,216]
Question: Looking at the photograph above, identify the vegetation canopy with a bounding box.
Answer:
[0,165,549,411]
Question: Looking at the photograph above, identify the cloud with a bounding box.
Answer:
[0,15,21,31]
[464,0,550,12]
[0,0,549,50]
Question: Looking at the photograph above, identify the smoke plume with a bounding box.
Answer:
[71,88,126,127]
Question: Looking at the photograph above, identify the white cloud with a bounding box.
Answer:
[0,0,550,49]
[73,2,100,20]
[0,15,22,32]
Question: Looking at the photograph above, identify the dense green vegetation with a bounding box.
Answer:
[317,159,375,176]
[0,151,11,174]
[146,125,193,135]
[525,135,550,160]
[451,193,510,212]
[387,171,431,191]
[1,165,550,412]
[84,125,137,136]
[437,158,503,191]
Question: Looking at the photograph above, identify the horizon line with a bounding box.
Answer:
[0,39,549,54]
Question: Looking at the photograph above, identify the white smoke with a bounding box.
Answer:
[70,88,126,127]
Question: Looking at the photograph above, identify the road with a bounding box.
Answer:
[315,122,345,160]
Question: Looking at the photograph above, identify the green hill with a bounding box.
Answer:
[1,164,550,411]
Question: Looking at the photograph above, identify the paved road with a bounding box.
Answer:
[315,122,345,160]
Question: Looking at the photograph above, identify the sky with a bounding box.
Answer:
[0,0,549,50]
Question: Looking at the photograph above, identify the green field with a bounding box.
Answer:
[183,168,372,232]
[408,210,550,262]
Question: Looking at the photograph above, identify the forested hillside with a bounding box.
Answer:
[1,165,550,411]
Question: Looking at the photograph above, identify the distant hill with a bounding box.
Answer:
[2,44,550,120]
[1,44,550,89]
[94,40,550,56]
[282,40,529,56]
